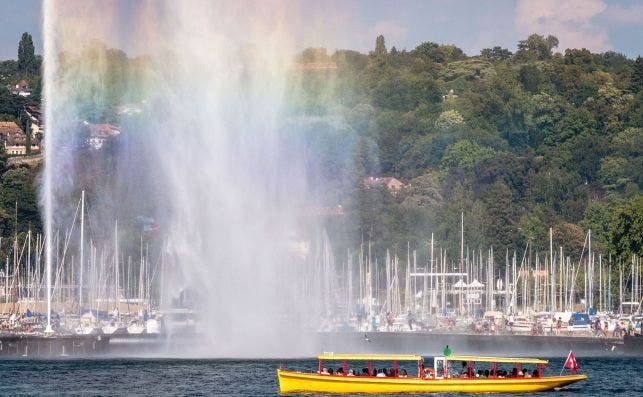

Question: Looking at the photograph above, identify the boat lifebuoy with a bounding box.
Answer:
[423,368,435,379]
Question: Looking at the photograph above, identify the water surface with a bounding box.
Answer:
[0,357,639,396]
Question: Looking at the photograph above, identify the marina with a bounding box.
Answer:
[0,1,640,395]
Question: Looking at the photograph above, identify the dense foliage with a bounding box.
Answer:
[287,34,642,267]
[0,32,640,273]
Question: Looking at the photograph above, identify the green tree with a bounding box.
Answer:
[17,32,36,73]
[484,180,517,249]
[441,139,495,170]
[0,138,7,175]
[564,48,596,72]
[413,42,466,63]
[608,194,643,262]
[374,35,387,56]
[480,47,512,61]
[0,87,25,117]
[0,167,41,233]
[518,64,542,93]
[435,109,464,131]
[630,56,643,94]
[580,202,611,252]
[598,156,630,188]
[516,34,559,61]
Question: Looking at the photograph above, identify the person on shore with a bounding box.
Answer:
[627,320,634,336]
[371,315,377,332]
[386,311,395,331]
[407,310,414,331]
[593,318,602,337]
[556,317,562,335]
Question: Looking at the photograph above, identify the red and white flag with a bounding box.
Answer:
[564,351,580,372]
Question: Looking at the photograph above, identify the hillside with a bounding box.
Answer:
[0,32,641,267]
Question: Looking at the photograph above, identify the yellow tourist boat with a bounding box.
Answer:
[277,353,587,394]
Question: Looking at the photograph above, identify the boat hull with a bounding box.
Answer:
[277,370,587,394]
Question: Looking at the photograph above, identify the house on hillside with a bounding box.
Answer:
[84,121,121,149]
[363,176,405,193]
[8,80,31,96]
[0,121,39,155]
[25,104,44,138]
[442,89,458,101]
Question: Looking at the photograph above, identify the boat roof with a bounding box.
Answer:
[447,355,548,364]
[318,353,422,361]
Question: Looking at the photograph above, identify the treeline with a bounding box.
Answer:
[0,33,42,253]
[288,34,642,266]
[0,31,641,271]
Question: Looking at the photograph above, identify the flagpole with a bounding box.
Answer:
[561,350,570,375]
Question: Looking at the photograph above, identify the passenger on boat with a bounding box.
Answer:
[347,369,355,376]
[532,369,539,378]
[328,368,334,375]
[460,361,468,377]
[511,368,518,377]
[361,368,369,376]
[376,369,386,377]
[320,367,329,375]
[399,369,408,378]
[336,367,344,375]
[522,369,531,378]
[484,369,490,378]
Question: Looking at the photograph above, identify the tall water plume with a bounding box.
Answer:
[42,0,345,356]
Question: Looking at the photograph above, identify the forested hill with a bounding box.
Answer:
[290,34,642,263]
[0,32,640,266]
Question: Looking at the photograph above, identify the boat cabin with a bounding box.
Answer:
[315,353,547,380]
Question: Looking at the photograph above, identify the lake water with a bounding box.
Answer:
[0,356,640,396]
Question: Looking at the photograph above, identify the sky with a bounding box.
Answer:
[0,0,641,60]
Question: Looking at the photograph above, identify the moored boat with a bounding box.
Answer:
[277,352,587,394]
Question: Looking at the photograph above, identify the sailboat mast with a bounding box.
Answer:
[79,190,85,313]
[114,220,119,321]
[550,228,554,313]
